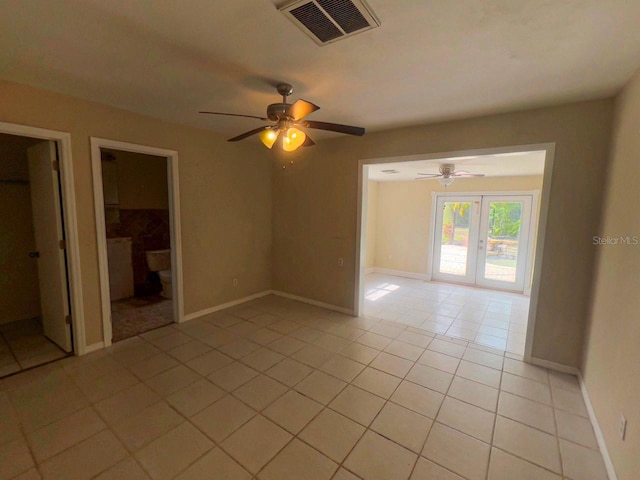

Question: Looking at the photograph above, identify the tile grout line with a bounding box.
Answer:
[170,315,357,479]
[485,351,504,480]
[8,288,593,480]
[406,336,469,479]
[64,362,158,479]
[142,306,526,479]
[0,329,20,373]
[548,373,566,478]
[248,321,395,479]
[5,380,44,479]
[111,319,271,479]
[222,313,411,478]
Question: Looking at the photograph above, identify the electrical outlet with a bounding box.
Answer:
[619,415,627,441]
[337,257,344,267]
[233,278,239,287]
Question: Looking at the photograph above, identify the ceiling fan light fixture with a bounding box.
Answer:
[203,83,364,148]
[259,129,279,149]
[438,177,455,186]
[282,127,306,152]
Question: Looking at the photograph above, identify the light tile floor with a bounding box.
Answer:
[363,273,530,355]
[0,294,607,480]
[0,317,67,377]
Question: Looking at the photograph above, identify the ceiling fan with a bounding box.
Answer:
[415,163,485,186]
[200,83,365,152]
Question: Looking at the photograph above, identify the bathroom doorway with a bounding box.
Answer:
[92,139,183,346]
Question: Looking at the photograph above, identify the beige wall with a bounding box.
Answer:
[272,99,614,367]
[372,176,543,275]
[364,180,378,269]
[103,149,169,210]
[0,80,272,346]
[582,69,640,480]
[0,134,42,324]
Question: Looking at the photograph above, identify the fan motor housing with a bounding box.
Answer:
[267,103,292,121]
[439,164,455,176]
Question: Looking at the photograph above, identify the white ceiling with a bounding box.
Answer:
[368,150,546,181]
[1,1,640,142]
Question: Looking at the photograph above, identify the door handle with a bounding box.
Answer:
[29,251,40,258]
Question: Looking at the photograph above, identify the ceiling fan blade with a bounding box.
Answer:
[228,126,270,142]
[452,172,485,177]
[416,173,442,178]
[302,134,315,147]
[200,111,268,121]
[304,121,365,136]
[290,99,320,121]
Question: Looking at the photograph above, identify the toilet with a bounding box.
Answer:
[145,249,172,298]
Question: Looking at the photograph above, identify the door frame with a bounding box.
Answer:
[428,191,539,293]
[90,138,184,348]
[0,121,86,354]
[354,143,555,363]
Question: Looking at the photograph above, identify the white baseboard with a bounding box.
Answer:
[364,267,375,275]
[529,356,580,375]
[578,373,618,480]
[83,341,105,355]
[182,290,273,322]
[373,267,429,281]
[271,290,354,315]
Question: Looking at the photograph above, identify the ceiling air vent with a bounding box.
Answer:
[280,0,380,46]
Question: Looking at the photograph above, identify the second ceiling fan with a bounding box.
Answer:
[416,164,485,186]
[200,83,365,152]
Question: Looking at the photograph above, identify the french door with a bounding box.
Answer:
[432,194,533,292]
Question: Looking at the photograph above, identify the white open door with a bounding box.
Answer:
[27,141,72,352]
[475,195,533,292]
[432,195,482,285]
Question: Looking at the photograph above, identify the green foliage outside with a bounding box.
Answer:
[442,202,471,244]
[488,202,522,238]
[441,201,523,247]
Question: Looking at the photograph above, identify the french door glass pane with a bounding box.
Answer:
[483,201,523,283]
[439,201,472,276]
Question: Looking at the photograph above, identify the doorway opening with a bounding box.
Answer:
[0,133,74,377]
[91,139,183,347]
[356,145,553,360]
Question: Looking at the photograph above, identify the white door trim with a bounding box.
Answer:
[356,167,371,317]
[523,190,540,296]
[0,121,86,355]
[90,138,184,348]
[354,143,556,366]
[523,145,555,363]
